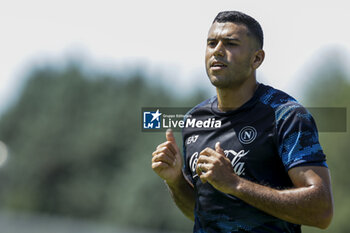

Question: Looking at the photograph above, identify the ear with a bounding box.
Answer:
[252,49,265,70]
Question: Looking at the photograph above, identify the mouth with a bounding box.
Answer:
[210,61,227,70]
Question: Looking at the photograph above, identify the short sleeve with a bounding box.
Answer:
[276,103,327,171]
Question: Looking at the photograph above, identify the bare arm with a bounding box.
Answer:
[197,143,334,229]
[152,129,195,220]
[165,174,195,220]
[229,166,333,228]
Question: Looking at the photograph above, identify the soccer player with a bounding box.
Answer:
[151,11,333,232]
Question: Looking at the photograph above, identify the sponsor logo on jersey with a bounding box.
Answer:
[224,149,248,176]
[238,126,257,144]
[189,148,248,178]
[187,135,199,145]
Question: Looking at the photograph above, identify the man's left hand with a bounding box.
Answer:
[196,142,239,193]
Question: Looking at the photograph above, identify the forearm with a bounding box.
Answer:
[165,173,195,221]
[229,176,332,228]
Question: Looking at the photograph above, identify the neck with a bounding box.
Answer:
[216,78,259,112]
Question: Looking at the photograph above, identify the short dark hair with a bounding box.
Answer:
[213,11,264,49]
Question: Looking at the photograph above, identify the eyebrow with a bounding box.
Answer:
[207,38,241,42]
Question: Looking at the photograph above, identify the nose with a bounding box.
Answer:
[213,41,225,57]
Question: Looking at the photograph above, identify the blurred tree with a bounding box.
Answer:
[300,50,350,233]
[0,63,206,232]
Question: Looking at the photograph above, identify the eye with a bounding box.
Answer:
[227,41,238,46]
[207,41,217,47]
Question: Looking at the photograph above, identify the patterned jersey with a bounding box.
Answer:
[182,83,327,233]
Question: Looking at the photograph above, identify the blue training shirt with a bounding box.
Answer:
[182,83,327,233]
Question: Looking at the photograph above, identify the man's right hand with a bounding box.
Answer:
[152,129,183,184]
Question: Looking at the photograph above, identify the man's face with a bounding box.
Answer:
[205,22,258,88]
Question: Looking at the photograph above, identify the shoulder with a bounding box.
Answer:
[258,85,326,170]
[181,96,216,139]
[184,96,216,119]
[258,84,311,125]
[258,84,298,109]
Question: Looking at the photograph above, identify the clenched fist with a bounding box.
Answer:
[152,129,183,185]
[196,142,239,194]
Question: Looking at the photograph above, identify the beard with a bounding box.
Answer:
[206,58,252,89]
[208,73,247,89]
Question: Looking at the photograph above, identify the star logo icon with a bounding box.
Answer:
[142,109,162,129]
[150,109,162,122]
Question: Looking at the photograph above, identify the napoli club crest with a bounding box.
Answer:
[238,126,257,144]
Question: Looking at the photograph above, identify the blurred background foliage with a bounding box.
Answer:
[0,51,349,232]
[300,52,350,233]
